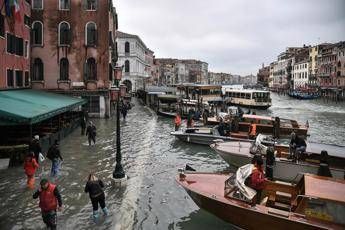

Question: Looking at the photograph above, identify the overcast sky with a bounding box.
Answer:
[115,0,345,75]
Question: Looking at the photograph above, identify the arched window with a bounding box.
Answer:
[125,60,130,73]
[32,58,44,81]
[125,41,130,53]
[32,21,43,45]
[59,22,71,46]
[84,58,97,80]
[59,0,70,10]
[85,22,97,46]
[60,58,69,80]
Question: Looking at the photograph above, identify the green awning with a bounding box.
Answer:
[0,89,86,125]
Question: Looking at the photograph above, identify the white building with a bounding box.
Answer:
[116,31,150,91]
[293,60,309,89]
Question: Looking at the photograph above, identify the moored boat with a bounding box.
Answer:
[171,127,252,145]
[176,169,345,230]
[210,135,345,181]
[203,114,309,138]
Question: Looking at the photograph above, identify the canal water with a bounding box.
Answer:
[0,93,344,230]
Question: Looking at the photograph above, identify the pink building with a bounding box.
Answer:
[0,0,31,89]
[30,0,118,117]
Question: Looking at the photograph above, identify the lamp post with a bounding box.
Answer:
[112,66,127,183]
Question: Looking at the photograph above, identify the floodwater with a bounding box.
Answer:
[0,93,344,230]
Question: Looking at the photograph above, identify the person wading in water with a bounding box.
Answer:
[33,178,62,230]
[84,173,108,222]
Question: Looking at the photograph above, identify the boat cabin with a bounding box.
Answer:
[224,173,345,226]
[177,83,222,104]
[224,89,272,109]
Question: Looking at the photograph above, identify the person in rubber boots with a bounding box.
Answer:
[33,179,62,230]
[84,173,108,222]
[23,152,39,189]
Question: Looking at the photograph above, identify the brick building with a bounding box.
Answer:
[30,0,118,117]
[0,0,31,89]
[257,63,270,87]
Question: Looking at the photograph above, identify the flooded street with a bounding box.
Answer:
[0,94,344,230]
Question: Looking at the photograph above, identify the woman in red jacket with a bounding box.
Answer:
[24,152,39,189]
[250,156,267,204]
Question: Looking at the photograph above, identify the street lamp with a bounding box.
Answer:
[112,66,127,184]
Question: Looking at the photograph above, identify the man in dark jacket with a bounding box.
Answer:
[86,121,97,146]
[33,179,62,230]
[289,132,307,161]
[29,135,42,163]
[47,140,63,177]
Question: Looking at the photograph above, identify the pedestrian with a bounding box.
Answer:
[174,113,182,131]
[186,111,194,128]
[33,178,63,230]
[81,115,86,135]
[273,117,280,139]
[120,101,128,120]
[24,152,39,189]
[86,121,97,146]
[29,135,42,163]
[46,140,63,177]
[202,109,209,125]
[248,120,257,139]
[85,173,108,222]
[317,150,332,178]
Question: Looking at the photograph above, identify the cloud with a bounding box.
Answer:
[115,0,345,75]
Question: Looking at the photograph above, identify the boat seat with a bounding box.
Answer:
[268,208,290,218]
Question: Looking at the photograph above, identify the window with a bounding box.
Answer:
[25,71,30,86]
[59,22,70,46]
[24,41,29,58]
[109,63,113,81]
[84,0,97,10]
[0,13,4,37]
[84,58,97,80]
[16,71,23,87]
[15,37,23,56]
[32,58,44,80]
[59,58,69,80]
[59,0,70,10]
[7,33,14,53]
[85,22,97,46]
[24,15,31,27]
[32,0,43,9]
[125,41,130,53]
[7,69,14,87]
[125,60,130,73]
[32,21,43,45]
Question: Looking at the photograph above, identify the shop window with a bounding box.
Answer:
[16,71,23,87]
[82,96,100,113]
[25,71,30,86]
[7,69,14,87]
[32,58,44,81]
[59,58,69,80]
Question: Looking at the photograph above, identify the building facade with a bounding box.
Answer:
[257,63,270,87]
[0,0,31,89]
[293,60,309,89]
[116,31,150,92]
[30,0,118,118]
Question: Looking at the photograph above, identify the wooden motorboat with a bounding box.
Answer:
[176,170,345,230]
[171,127,252,146]
[202,114,309,137]
[210,135,345,181]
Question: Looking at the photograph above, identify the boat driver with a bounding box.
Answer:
[289,132,307,162]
